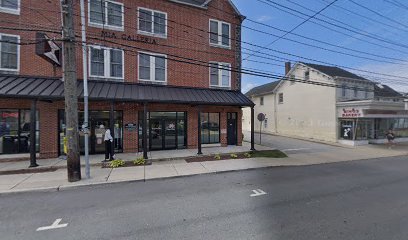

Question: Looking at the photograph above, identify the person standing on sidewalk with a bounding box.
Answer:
[104,128,114,161]
[386,129,395,149]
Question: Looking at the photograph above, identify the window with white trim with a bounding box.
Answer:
[209,62,231,88]
[138,52,167,83]
[0,0,19,14]
[89,0,124,30]
[138,8,167,37]
[0,33,19,71]
[209,19,230,48]
[89,46,124,80]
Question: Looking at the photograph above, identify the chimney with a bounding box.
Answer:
[285,62,291,75]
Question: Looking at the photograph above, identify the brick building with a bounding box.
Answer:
[0,0,254,160]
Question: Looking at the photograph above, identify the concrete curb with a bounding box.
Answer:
[245,131,352,149]
[0,162,291,196]
[2,153,407,196]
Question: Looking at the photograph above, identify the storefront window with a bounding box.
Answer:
[339,119,374,140]
[58,110,123,155]
[201,112,220,144]
[0,109,39,154]
[376,118,408,138]
[138,111,187,151]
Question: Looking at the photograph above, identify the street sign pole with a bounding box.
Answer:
[80,0,90,179]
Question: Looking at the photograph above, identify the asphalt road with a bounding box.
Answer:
[243,130,342,154]
[1,156,408,240]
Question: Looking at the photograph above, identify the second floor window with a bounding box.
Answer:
[89,46,124,79]
[260,96,264,105]
[209,62,231,88]
[138,52,167,83]
[0,0,19,14]
[209,19,230,48]
[89,0,124,30]
[138,8,167,37]
[354,87,358,98]
[0,33,19,71]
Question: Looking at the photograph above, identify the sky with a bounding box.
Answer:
[231,0,408,93]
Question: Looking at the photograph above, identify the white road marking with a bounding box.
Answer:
[250,189,267,197]
[36,218,68,231]
[281,148,311,152]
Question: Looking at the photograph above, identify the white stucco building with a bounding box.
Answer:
[243,62,407,145]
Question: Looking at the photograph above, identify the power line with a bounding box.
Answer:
[244,0,339,60]
[2,4,406,86]
[257,0,408,51]
[384,0,408,10]
[317,0,408,32]
[349,0,408,29]
[12,1,408,66]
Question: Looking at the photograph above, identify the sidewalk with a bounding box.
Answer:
[1,142,407,194]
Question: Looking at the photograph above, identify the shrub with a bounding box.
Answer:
[133,157,146,165]
[230,153,238,158]
[214,154,221,160]
[110,159,125,168]
[244,152,251,158]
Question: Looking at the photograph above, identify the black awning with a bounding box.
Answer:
[0,75,254,107]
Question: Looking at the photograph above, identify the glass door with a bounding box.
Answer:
[92,119,109,154]
[164,119,177,149]
[150,119,163,150]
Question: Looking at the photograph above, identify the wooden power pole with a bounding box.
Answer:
[61,0,81,182]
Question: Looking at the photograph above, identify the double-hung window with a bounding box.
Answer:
[0,33,19,72]
[138,8,167,38]
[89,46,124,80]
[138,52,167,83]
[209,19,230,48]
[89,0,124,30]
[209,62,231,88]
[0,0,19,14]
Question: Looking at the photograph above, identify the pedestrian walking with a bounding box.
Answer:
[386,129,395,149]
[104,128,114,161]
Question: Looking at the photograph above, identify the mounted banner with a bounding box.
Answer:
[35,32,61,66]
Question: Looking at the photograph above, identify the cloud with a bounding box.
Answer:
[256,15,272,22]
[356,61,408,93]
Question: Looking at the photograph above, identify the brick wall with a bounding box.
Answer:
[0,98,242,158]
[0,0,242,90]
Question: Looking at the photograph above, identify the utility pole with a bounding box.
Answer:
[61,0,81,182]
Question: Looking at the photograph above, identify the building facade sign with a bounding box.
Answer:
[339,108,363,118]
[101,31,158,45]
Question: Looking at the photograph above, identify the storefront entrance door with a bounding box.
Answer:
[90,119,109,154]
[149,119,177,150]
[227,112,237,145]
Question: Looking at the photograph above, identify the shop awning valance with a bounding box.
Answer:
[0,75,254,107]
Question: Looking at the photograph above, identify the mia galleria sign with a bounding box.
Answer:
[101,31,158,45]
